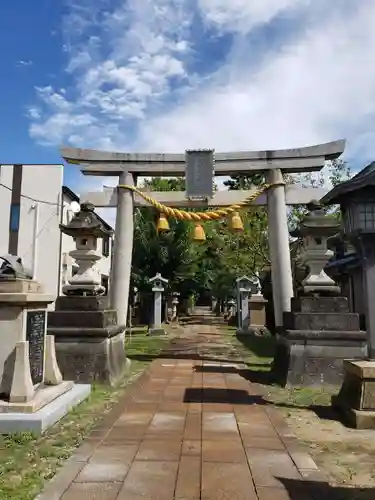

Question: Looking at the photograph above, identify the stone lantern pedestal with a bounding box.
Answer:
[273,202,366,387]
[48,203,129,386]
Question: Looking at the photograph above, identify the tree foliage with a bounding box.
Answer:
[132,177,204,300]
[287,159,351,230]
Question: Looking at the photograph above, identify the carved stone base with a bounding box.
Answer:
[273,332,367,386]
[48,296,129,385]
[50,329,129,385]
[273,296,367,387]
[332,360,375,428]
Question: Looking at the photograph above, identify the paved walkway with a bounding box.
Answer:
[38,310,332,500]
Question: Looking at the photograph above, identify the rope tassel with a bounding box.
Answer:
[156,213,170,232]
[193,224,206,241]
[231,211,244,232]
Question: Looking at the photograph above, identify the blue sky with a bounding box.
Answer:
[1,0,375,196]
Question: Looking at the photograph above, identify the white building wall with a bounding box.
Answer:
[18,165,63,298]
[0,165,113,305]
[0,167,13,255]
[0,165,62,300]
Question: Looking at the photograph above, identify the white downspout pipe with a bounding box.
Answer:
[31,203,39,279]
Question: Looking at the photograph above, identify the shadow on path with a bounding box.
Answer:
[279,477,375,500]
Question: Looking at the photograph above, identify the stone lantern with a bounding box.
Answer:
[235,276,253,334]
[60,202,113,296]
[272,200,366,388]
[226,298,236,321]
[252,272,263,296]
[292,200,341,295]
[171,292,180,323]
[148,273,168,335]
[248,273,268,333]
[48,202,129,386]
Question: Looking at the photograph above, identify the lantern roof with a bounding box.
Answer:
[236,275,253,284]
[291,200,340,238]
[60,202,113,238]
[149,273,168,284]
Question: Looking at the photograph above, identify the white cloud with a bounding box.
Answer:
[16,59,33,67]
[198,0,310,33]
[137,1,375,157]
[29,0,375,184]
[30,0,193,149]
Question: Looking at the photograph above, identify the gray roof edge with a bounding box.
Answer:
[321,161,375,205]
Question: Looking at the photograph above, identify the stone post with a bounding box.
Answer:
[236,276,253,334]
[171,292,180,323]
[227,299,236,321]
[267,169,294,328]
[149,273,168,335]
[110,171,134,326]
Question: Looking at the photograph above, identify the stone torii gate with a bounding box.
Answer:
[61,140,345,328]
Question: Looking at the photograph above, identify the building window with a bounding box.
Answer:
[358,203,375,231]
[102,235,110,257]
[9,204,20,232]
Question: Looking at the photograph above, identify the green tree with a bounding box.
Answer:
[219,172,270,295]
[223,173,264,190]
[132,177,203,299]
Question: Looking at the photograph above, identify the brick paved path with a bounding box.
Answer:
[37,310,333,500]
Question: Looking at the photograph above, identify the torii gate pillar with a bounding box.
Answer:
[267,169,294,327]
[110,171,134,326]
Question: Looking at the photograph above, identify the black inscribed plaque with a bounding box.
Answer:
[26,310,46,385]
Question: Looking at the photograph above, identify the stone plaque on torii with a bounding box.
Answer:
[60,140,346,331]
[185,149,215,200]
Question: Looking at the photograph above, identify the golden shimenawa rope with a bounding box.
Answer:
[117,182,282,222]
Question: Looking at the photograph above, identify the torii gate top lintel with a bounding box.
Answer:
[60,139,346,177]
